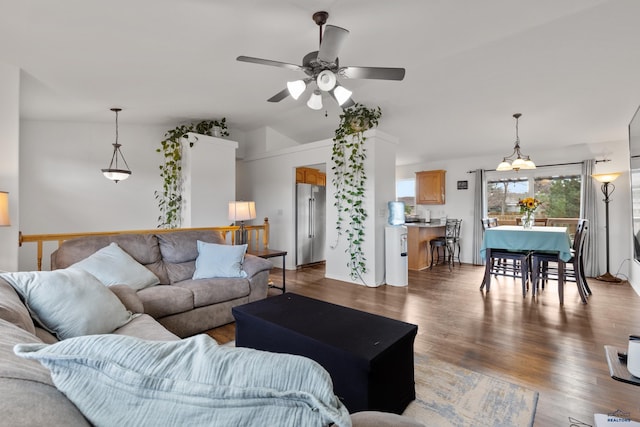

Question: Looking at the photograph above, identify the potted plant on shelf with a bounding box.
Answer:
[155,118,229,229]
[330,103,382,281]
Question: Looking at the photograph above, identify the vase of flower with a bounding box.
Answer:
[518,197,541,230]
[521,212,534,229]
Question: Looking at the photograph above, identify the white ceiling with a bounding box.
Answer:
[2,0,640,165]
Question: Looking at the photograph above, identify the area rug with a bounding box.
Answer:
[404,353,538,426]
[221,341,538,426]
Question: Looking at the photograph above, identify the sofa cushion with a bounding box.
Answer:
[174,278,250,308]
[71,242,160,290]
[51,234,169,285]
[193,241,248,279]
[15,334,351,427]
[0,269,135,340]
[108,284,145,314]
[0,279,36,334]
[157,230,225,283]
[137,285,194,319]
[0,319,90,427]
[111,314,180,341]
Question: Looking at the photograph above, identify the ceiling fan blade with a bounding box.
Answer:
[317,25,349,64]
[341,66,406,81]
[267,88,290,103]
[237,56,303,72]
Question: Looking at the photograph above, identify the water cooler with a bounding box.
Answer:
[385,225,408,287]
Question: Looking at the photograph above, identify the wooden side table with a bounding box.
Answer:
[248,248,287,293]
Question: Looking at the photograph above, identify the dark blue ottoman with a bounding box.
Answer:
[231,293,418,414]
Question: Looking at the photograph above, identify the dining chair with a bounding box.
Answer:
[530,219,589,304]
[429,219,462,271]
[480,218,530,296]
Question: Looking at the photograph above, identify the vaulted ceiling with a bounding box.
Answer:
[2,0,640,165]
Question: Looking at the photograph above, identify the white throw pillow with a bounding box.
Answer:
[71,242,160,290]
[193,241,248,279]
[14,334,351,427]
[0,268,135,340]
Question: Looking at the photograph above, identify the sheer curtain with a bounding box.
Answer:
[472,169,485,265]
[582,159,599,277]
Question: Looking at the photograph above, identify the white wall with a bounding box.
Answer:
[238,130,398,287]
[0,64,19,272]
[396,139,632,282]
[182,133,238,227]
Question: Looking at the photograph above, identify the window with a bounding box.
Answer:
[485,165,582,224]
[396,178,416,215]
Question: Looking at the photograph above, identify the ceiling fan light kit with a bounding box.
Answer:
[307,90,323,110]
[237,11,405,111]
[287,80,307,100]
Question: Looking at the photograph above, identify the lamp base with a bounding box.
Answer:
[596,272,623,283]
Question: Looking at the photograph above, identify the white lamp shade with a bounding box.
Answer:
[511,158,526,170]
[307,91,323,110]
[228,201,256,222]
[102,169,132,182]
[0,191,9,226]
[521,159,536,169]
[496,160,512,171]
[333,85,353,106]
[287,80,307,100]
[316,70,337,91]
[592,172,622,183]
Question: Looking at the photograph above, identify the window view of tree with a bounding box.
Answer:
[486,173,581,223]
[534,176,581,218]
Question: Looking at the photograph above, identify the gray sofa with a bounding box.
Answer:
[50,229,273,337]
[0,244,424,426]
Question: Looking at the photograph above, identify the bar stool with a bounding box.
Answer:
[429,219,462,271]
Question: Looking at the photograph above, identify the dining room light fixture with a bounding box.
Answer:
[592,172,623,283]
[496,113,536,172]
[101,108,131,183]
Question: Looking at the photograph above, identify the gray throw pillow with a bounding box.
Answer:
[0,268,135,340]
[71,242,160,291]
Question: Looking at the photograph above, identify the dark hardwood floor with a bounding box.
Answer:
[208,263,640,426]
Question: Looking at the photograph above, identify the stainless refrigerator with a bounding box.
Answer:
[296,183,326,266]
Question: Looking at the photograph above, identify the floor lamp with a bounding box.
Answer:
[592,172,622,283]
[228,201,256,245]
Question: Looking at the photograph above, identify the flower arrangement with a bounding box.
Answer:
[518,197,541,228]
[518,197,542,214]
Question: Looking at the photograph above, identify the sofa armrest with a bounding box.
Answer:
[243,254,273,278]
[108,285,145,314]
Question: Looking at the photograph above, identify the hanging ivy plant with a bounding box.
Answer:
[331,103,382,281]
[155,119,229,228]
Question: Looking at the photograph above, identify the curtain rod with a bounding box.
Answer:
[466,159,609,173]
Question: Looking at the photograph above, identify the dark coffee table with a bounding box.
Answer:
[232,293,418,414]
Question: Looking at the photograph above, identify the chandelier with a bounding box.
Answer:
[101,108,132,183]
[496,113,536,172]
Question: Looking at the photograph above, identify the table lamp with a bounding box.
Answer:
[228,201,256,245]
[0,191,10,227]
[592,172,622,283]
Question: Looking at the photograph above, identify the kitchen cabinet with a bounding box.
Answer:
[296,167,326,186]
[406,222,446,270]
[416,170,446,205]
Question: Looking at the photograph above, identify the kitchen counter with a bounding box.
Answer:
[406,221,446,270]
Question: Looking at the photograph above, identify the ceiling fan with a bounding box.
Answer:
[236,11,406,110]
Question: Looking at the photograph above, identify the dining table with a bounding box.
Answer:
[479,225,573,293]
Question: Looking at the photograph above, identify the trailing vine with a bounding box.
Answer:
[330,103,382,281]
[155,119,229,228]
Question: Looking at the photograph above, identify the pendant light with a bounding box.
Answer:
[101,108,131,183]
[496,113,536,172]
